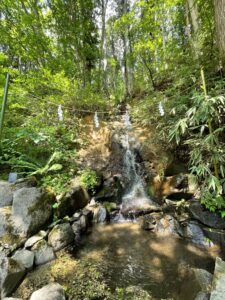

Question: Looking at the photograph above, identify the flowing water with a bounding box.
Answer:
[77,112,222,299]
[79,223,221,300]
[120,111,154,215]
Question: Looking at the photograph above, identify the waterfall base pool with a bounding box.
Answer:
[78,222,222,300]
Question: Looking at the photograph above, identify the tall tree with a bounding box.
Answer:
[214,0,225,68]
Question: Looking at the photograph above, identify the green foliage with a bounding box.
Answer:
[79,169,99,193]
[169,85,225,216]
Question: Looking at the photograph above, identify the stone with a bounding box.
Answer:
[13,177,37,190]
[139,213,182,237]
[195,292,210,300]
[24,231,47,248]
[30,283,66,300]
[192,268,213,292]
[0,207,13,238]
[156,214,183,236]
[12,249,34,270]
[12,187,54,237]
[139,213,163,231]
[0,252,26,298]
[189,201,225,229]
[57,185,90,218]
[82,209,93,220]
[93,206,108,223]
[202,227,225,247]
[31,240,56,266]
[181,221,212,247]
[210,257,225,300]
[0,181,13,207]
[48,223,75,251]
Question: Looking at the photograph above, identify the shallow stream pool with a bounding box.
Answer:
[78,222,222,300]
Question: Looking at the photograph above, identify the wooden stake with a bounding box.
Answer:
[0,73,10,143]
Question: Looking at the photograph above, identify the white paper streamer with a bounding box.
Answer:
[94,112,99,128]
[159,102,165,116]
[57,105,63,121]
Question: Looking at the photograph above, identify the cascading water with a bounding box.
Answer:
[120,111,153,216]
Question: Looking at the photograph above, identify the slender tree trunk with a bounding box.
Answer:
[214,0,225,68]
[186,0,200,56]
[99,0,108,93]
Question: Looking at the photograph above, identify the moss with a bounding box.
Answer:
[31,239,46,251]
[27,189,55,215]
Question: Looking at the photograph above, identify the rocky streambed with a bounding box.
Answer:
[1,177,225,300]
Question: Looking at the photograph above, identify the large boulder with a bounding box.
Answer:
[0,252,26,298]
[57,185,90,218]
[48,223,75,251]
[210,257,225,300]
[31,240,56,266]
[0,181,13,207]
[12,249,34,270]
[12,187,54,237]
[30,283,66,300]
[189,202,225,229]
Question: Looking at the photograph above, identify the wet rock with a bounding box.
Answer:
[12,249,34,270]
[93,206,109,223]
[0,181,13,207]
[31,240,56,266]
[139,213,182,236]
[24,231,47,248]
[210,257,225,300]
[139,212,163,230]
[181,221,212,247]
[57,185,90,218]
[195,292,210,300]
[156,214,183,236]
[30,283,66,300]
[202,227,225,247]
[189,202,225,229]
[122,203,162,217]
[0,252,26,298]
[12,187,54,237]
[48,223,75,251]
[192,268,213,292]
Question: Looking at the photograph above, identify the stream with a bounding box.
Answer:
[77,222,220,300]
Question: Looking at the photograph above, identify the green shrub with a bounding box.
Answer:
[80,169,99,193]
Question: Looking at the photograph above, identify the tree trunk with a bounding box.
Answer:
[214,0,225,68]
[186,0,200,56]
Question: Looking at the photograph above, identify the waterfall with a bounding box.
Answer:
[120,111,152,215]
